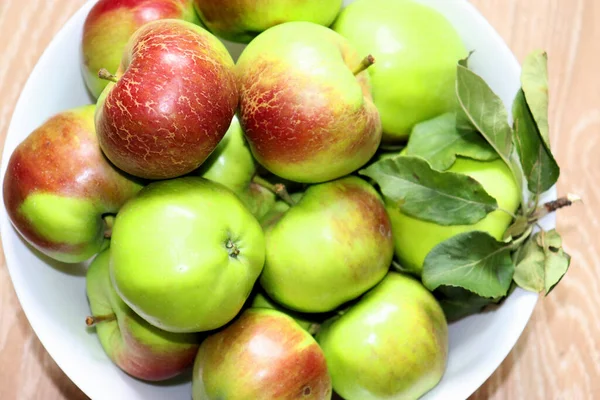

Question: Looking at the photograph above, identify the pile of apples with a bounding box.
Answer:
[5,0,562,399]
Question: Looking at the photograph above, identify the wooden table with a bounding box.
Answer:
[0,0,597,398]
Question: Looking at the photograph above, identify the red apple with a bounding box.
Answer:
[82,0,201,98]
[3,105,142,263]
[95,19,238,179]
[192,308,332,399]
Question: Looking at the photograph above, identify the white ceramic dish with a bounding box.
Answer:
[1,1,554,399]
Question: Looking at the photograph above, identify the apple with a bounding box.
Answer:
[82,0,201,98]
[260,176,393,313]
[317,272,448,400]
[192,308,332,399]
[333,0,467,143]
[95,19,238,180]
[110,176,265,333]
[3,105,142,263]
[86,249,199,381]
[197,116,276,219]
[193,0,342,43]
[389,157,521,275]
[236,22,382,183]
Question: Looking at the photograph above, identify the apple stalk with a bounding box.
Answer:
[85,314,116,327]
[98,68,118,83]
[251,175,295,206]
[352,54,375,76]
[531,194,581,222]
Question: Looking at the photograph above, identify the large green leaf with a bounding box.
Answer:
[406,113,498,171]
[521,50,551,150]
[435,286,496,322]
[359,156,497,226]
[513,90,560,194]
[422,231,515,298]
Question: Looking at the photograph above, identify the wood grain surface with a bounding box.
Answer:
[0,1,597,399]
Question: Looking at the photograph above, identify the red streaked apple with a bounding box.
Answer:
[192,308,332,399]
[193,0,342,43]
[3,105,142,263]
[82,0,201,98]
[86,249,200,381]
[95,19,238,180]
[236,22,382,183]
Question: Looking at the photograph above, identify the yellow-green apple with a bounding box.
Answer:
[317,272,448,400]
[110,177,265,333]
[86,249,199,381]
[388,157,521,275]
[193,0,342,43]
[3,105,142,263]
[236,22,382,183]
[95,19,238,180]
[333,0,467,143]
[192,308,332,400]
[197,116,276,219]
[260,176,393,313]
[82,0,201,98]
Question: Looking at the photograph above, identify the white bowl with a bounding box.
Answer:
[1,1,555,399]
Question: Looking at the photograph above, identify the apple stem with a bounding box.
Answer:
[98,68,118,83]
[531,194,581,222]
[86,314,116,327]
[226,239,240,258]
[352,54,375,76]
[103,215,116,238]
[252,175,296,207]
[308,323,321,336]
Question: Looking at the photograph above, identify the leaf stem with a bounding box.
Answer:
[498,207,518,219]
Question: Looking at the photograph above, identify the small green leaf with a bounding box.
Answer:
[422,231,515,298]
[513,90,559,194]
[544,248,570,295]
[359,156,498,226]
[503,215,530,241]
[521,50,551,150]
[435,286,496,322]
[406,113,498,171]
[513,237,545,292]
[537,229,562,250]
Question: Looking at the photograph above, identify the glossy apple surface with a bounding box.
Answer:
[3,105,142,263]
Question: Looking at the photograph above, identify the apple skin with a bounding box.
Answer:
[389,157,521,276]
[260,176,393,313]
[82,0,201,98]
[197,116,276,219]
[87,249,200,381]
[193,0,342,43]
[192,308,332,400]
[3,105,142,263]
[96,19,238,180]
[317,272,448,400]
[333,0,467,143]
[110,176,266,333]
[236,22,382,183]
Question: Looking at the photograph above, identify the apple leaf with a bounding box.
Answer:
[521,50,551,151]
[435,286,497,322]
[456,65,525,207]
[503,215,530,241]
[512,90,560,194]
[513,230,571,295]
[405,113,498,171]
[359,156,498,225]
[422,231,515,298]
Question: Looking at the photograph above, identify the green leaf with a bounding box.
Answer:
[503,215,530,241]
[521,50,551,150]
[435,286,496,322]
[513,237,545,292]
[406,113,498,171]
[422,231,515,298]
[456,65,525,206]
[359,156,498,226]
[544,248,571,295]
[513,90,560,194]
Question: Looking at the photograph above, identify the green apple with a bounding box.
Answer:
[3,105,142,263]
[260,176,394,313]
[192,308,332,399]
[237,22,382,183]
[197,116,276,219]
[110,177,265,333]
[389,156,521,275]
[193,0,343,43]
[86,249,199,380]
[317,272,448,400]
[334,0,467,143]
